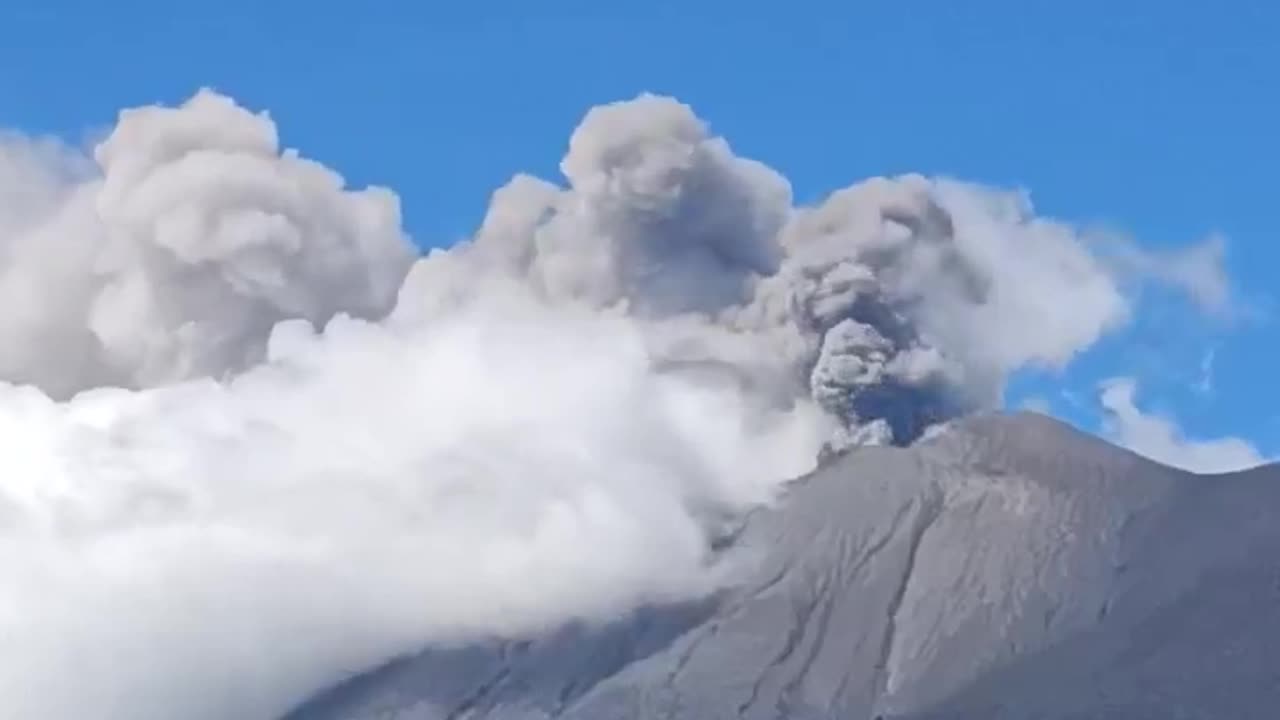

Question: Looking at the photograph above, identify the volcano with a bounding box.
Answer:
[288,412,1280,720]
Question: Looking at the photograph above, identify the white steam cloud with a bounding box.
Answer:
[0,90,1227,719]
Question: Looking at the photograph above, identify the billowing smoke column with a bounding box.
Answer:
[0,90,1138,448]
[0,90,414,397]
[478,99,978,450]
[0,90,1216,720]
[417,95,1133,451]
[733,176,982,450]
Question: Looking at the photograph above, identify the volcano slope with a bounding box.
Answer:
[287,412,1280,720]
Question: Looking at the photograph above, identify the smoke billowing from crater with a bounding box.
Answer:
[0,90,1226,719]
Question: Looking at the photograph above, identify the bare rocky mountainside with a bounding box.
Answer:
[286,412,1280,720]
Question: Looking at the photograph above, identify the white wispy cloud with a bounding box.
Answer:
[1099,377,1266,473]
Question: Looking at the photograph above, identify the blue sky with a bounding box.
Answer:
[2,1,1275,456]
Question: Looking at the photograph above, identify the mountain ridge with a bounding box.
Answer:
[288,412,1280,719]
